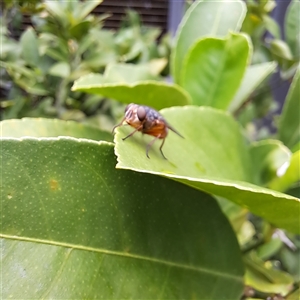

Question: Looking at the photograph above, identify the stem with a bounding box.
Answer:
[55,78,69,118]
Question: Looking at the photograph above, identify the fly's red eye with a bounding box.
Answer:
[137,106,146,121]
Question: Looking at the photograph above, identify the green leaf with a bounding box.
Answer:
[269,150,300,193]
[104,63,160,83]
[181,33,251,109]
[287,289,300,300]
[114,106,300,233]
[72,73,191,110]
[172,0,246,83]
[48,61,71,78]
[285,0,300,58]
[263,15,281,39]
[20,27,40,67]
[69,20,91,40]
[278,66,300,149]
[249,140,291,186]
[44,1,68,28]
[270,39,294,61]
[244,252,294,295]
[256,238,283,261]
[228,62,277,113]
[0,118,112,142]
[1,138,244,299]
[74,0,103,20]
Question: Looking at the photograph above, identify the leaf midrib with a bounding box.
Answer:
[1,234,243,282]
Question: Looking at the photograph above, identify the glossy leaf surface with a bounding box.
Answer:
[114,106,300,233]
[228,62,277,113]
[1,138,244,299]
[278,66,300,149]
[181,33,251,109]
[1,118,112,142]
[72,73,191,110]
[172,0,246,83]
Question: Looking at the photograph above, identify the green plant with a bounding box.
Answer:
[0,1,170,123]
[1,0,299,299]
[236,0,300,138]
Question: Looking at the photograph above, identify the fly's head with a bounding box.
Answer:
[124,103,144,128]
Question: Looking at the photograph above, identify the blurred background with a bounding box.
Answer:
[0,0,297,138]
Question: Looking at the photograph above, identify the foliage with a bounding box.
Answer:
[1,0,300,299]
[237,0,300,139]
[0,1,170,124]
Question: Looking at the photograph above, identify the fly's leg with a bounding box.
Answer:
[159,138,167,160]
[146,135,167,159]
[146,135,160,158]
[122,125,143,141]
[112,117,126,134]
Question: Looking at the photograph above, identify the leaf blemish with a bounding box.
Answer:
[50,179,59,191]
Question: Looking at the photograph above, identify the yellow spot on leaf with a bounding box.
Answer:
[50,179,59,191]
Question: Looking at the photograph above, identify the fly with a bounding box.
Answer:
[112,103,183,159]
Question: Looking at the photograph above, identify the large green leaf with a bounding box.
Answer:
[278,66,300,149]
[228,62,277,113]
[103,63,162,83]
[1,138,244,299]
[172,0,246,83]
[285,0,300,58]
[114,106,300,233]
[72,73,191,110]
[0,118,112,142]
[181,33,251,109]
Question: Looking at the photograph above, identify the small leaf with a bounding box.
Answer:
[74,0,102,20]
[0,118,112,142]
[181,33,251,109]
[269,150,300,193]
[20,27,39,67]
[48,61,71,78]
[263,15,281,39]
[244,251,294,295]
[278,66,300,149]
[256,238,283,261]
[44,1,68,28]
[172,0,246,83]
[69,20,91,40]
[1,138,244,299]
[72,73,191,110]
[114,106,300,233]
[270,39,294,61]
[285,0,300,58]
[228,62,277,113]
[249,140,291,186]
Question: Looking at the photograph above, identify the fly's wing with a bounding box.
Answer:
[166,122,184,138]
[143,119,167,138]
